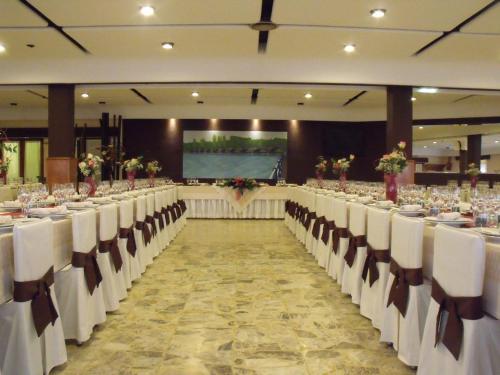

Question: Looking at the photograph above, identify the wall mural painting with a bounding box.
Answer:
[182,130,287,179]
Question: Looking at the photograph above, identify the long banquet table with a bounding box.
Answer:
[179,185,288,219]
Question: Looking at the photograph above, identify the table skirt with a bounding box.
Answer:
[185,199,285,219]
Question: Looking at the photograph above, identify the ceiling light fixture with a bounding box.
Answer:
[343,43,356,53]
[161,42,174,50]
[423,146,428,148]
[0,44,5,53]
[140,5,155,16]
[418,126,424,129]
[370,9,386,18]
[433,141,437,144]
[81,93,89,98]
[417,87,438,94]
[304,93,312,99]
[496,140,499,144]
[191,91,199,97]
[411,97,417,101]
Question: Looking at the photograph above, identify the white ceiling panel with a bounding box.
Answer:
[0,0,47,27]
[139,87,252,105]
[0,88,47,108]
[30,0,261,26]
[75,88,144,106]
[258,88,359,106]
[0,28,84,58]
[67,26,257,58]
[461,3,500,34]
[418,33,500,61]
[273,0,491,31]
[266,27,439,59]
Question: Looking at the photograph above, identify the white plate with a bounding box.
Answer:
[424,217,473,227]
[397,209,426,217]
[30,212,69,220]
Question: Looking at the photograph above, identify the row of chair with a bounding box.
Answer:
[285,186,499,375]
[0,186,187,375]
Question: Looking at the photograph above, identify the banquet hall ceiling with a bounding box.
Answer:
[0,0,499,88]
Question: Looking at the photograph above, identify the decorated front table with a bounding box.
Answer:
[179,184,288,219]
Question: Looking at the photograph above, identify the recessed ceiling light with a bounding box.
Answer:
[0,44,5,53]
[433,141,437,144]
[343,43,356,53]
[418,126,424,129]
[423,145,428,148]
[161,42,174,50]
[417,87,438,94]
[304,93,312,99]
[81,93,89,98]
[139,5,155,16]
[495,140,499,144]
[370,9,386,18]
[191,91,199,97]
[411,97,417,101]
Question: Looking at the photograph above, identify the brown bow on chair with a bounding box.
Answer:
[72,247,103,295]
[174,202,182,218]
[321,220,335,245]
[13,267,59,337]
[99,235,123,272]
[344,231,367,268]
[361,244,390,286]
[145,215,157,238]
[304,211,317,231]
[311,216,326,240]
[432,278,484,360]
[135,220,152,245]
[119,226,137,257]
[332,227,349,254]
[167,205,178,222]
[179,200,187,213]
[154,210,165,230]
[161,207,171,225]
[386,259,423,317]
[300,207,309,227]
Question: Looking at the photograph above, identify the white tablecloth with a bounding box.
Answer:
[179,185,288,219]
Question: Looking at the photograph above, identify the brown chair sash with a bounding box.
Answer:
[145,214,157,238]
[294,205,303,220]
[154,211,165,231]
[361,244,390,286]
[71,246,103,295]
[285,200,290,213]
[179,200,187,213]
[287,201,296,216]
[135,220,152,245]
[167,205,178,222]
[432,278,484,360]
[161,207,171,225]
[304,212,317,230]
[386,259,423,317]
[300,207,309,226]
[99,235,123,272]
[332,227,349,254]
[174,203,182,218]
[312,216,326,240]
[13,267,59,337]
[344,231,367,268]
[119,226,137,257]
[321,220,336,245]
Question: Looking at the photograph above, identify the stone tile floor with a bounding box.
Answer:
[54,220,414,375]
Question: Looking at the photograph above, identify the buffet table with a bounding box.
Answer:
[179,185,288,219]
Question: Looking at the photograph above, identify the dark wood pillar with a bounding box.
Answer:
[467,134,482,167]
[47,84,77,188]
[386,86,413,155]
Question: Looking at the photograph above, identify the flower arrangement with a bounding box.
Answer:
[223,177,258,194]
[315,156,328,177]
[78,153,103,177]
[375,141,408,175]
[146,160,162,176]
[0,156,11,174]
[123,156,144,173]
[465,163,480,177]
[332,154,355,174]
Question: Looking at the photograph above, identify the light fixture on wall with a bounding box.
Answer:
[139,5,155,16]
[343,43,356,53]
[161,42,174,50]
[370,9,386,18]
[191,91,199,97]
[81,93,89,98]
[411,97,417,101]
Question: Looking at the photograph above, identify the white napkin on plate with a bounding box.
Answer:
[0,215,13,224]
[437,212,462,221]
[400,204,422,211]
[30,205,67,216]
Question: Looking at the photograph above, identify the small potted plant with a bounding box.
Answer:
[315,156,328,181]
[78,153,103,196]
[332,154,355,190]
[122,156,144,190]
[465,163,480,188]
[146,160,162,187]
[375,141,407,203]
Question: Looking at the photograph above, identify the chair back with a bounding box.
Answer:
[154,191,162,211]
[349,202,367,236]
[119,199,134,228]
[72,209,97,254]
[135,195,147,221]
[367,207,391,249]
[391,214,424,268]
[146,194,155,216]
[99,203,118,241]
[323,195,335,221]
[332,198,348,227]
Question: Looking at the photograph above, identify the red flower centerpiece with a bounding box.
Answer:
[223,177,258,200]
[332,154,355,191]
[375,141,408,203]
[78,153,103,196]
[465,163,480,188]
[314,156,328,186]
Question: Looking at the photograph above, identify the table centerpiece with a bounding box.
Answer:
[332,154,355,191]
[375,141,407,203]
[315,156,328,185]
[465,162,480,188]
[223,177,258,200]
[146,160,162,187]
[78,153,103,196]
[123,156,143,190]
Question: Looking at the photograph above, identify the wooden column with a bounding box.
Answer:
[467,134,482,167]
[386,86,413,155]
[47,84,77,188]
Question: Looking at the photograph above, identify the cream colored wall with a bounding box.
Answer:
[486,154,500,174]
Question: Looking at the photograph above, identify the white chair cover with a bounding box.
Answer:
[135,195,152,273]
[380,214,431,366]
[417,225,500,375]
[154,191,167,251]
[119,198,141,284]
[97,203,127,311]
[341,202,367,304]
[317,195,334,269]
[360,207,391,330]
[311,194,327,259]
[146,193,160,258]
[0,219,67,375]
[161,189,172,246]
[327,198,349,282]
[305,190,318,253]
[55,209,106,343]
[166,189,178,238]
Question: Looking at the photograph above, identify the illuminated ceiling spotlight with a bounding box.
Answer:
[0,44,6,53]
[411,97,417,101]
[418,126,424,129]
[343,43,356,53]
[81,93,89,98]
[140,5,155,16]
[417,87,438,94]
[304,92,312,99]
[161,42,174,50]
[370,9,386,18]
[191,91,199,97]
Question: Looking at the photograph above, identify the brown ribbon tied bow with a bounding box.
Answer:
[145,215,157,238]
[154,211,165,231]
[361,244,390,286]
[321,220,336,245]
[174,203,182,218]
[312,216,326,240]
[386,259,423,317]
[99,236,123,272]
[72,247,103,295]
[119,226,137,257]
[300,208,309,227]
[332,227,349,254]
[13,267,59,337]
[167,205,178,222]
[344,231,367,268]
[432,278,484,360]
[304,212,317,231]
[136,220,152,245]
[179,200,187,213]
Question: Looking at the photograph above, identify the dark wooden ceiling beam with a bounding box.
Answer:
[413,0,500,56]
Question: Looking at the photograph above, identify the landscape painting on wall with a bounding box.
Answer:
[183,130,287,179]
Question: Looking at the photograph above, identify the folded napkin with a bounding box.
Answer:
[437,212,462,221]
[400,204,422,211]
[377,200,394,207]
[0,215,13,224]
[357,196,373,204]
[64,202,94,209]
[88,197,111,203]
[30,206,67,216]
[2,201,21,208]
